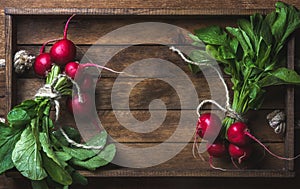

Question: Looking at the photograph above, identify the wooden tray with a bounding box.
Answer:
[4,8,295,178]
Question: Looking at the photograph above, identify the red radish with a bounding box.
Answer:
[227,122,300,161]
[207,141,227,171]
[34,38,61,76]
[68,93,93,117]
[196,113,222,139]
[227,122,250,146]
[34,53,53,77]
[207,141,227,158]
[50,14,76,65]
[228,143,252,164]
[65,61,79,79]
[192,113,221,161]
[78,74,95,92]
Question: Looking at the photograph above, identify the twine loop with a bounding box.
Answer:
[35,73,104,150]
[170,46,245,122]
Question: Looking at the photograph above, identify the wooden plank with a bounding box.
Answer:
[5,142,288,178]
[285,37,295,171]
[5,8,274,17]
[17,45,225,78]
[15,16,238,45]
[0,13,4,57]
[16,78,286,110]
[83,142,287,175]
[56,109,284,143]
[3,0,300,10]
[0,70,6,116]
[5,14,15,115]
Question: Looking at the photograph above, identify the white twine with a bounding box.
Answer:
[35,74,83,121]
[35,83,61,121]
[0,117,5,123]
[0,59,5,67]
[169,46,244,122]
[35,74,105,150]
[59,127,104,150]
[13,50,35,73]
[170,46,286,135]
[266,110,286,134]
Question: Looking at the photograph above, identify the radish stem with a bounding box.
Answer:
[40,38,63,54]
[64,14,76,39]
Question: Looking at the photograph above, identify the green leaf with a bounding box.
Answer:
[14,100,37,112]
[194,26,228,45]
[53,127,81,146]
[218,46,236,60]
[189,50,213,63]
[7,108,31,128]
[189,33,201,42]
[39,133,62,166]
[71,144,116,171]
[205,44,226,63]
[258,67,300,87]
[226,27,252,54]
[86,131,108,146]
[274,2,300,53]
[229,38,239,54]
[46,65,61,84]
[250,13,263,35]
[272,3,288,42]
[55,151,72,162]
[42,152,72,186]
[12,126,47,180]
[238,19,255,48]
[0,123,23,174]
[62,131,107,161]
[61,146,96,161]
[260,13,275,45]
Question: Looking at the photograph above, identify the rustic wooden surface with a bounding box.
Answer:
[1,0,300,188]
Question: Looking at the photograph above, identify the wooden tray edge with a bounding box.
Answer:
[4,7,274,16]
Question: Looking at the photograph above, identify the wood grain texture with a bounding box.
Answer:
[285,37,295,171]
[15,16,237,45]
[3,0,300,10]
[5,142,288,178]
[0,0,299,188]
[15,78,286,110]
[55,109,284,143]
[16,45,227,78]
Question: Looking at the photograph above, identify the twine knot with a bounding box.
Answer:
[35,84,61,99]
[13,50,35,74]
[35,84,61,121]
[225,107,247,123]
[266,110,286,134]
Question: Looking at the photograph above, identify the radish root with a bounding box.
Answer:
[209,156,226,171]
[245,132,300,160]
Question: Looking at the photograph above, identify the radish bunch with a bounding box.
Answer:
[195,113,299,170]
[33,15,122,119]
[33,14,90,118]
[34,15,76,77]
[194,114,257,170]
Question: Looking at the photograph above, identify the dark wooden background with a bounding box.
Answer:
[1,0,300,188]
